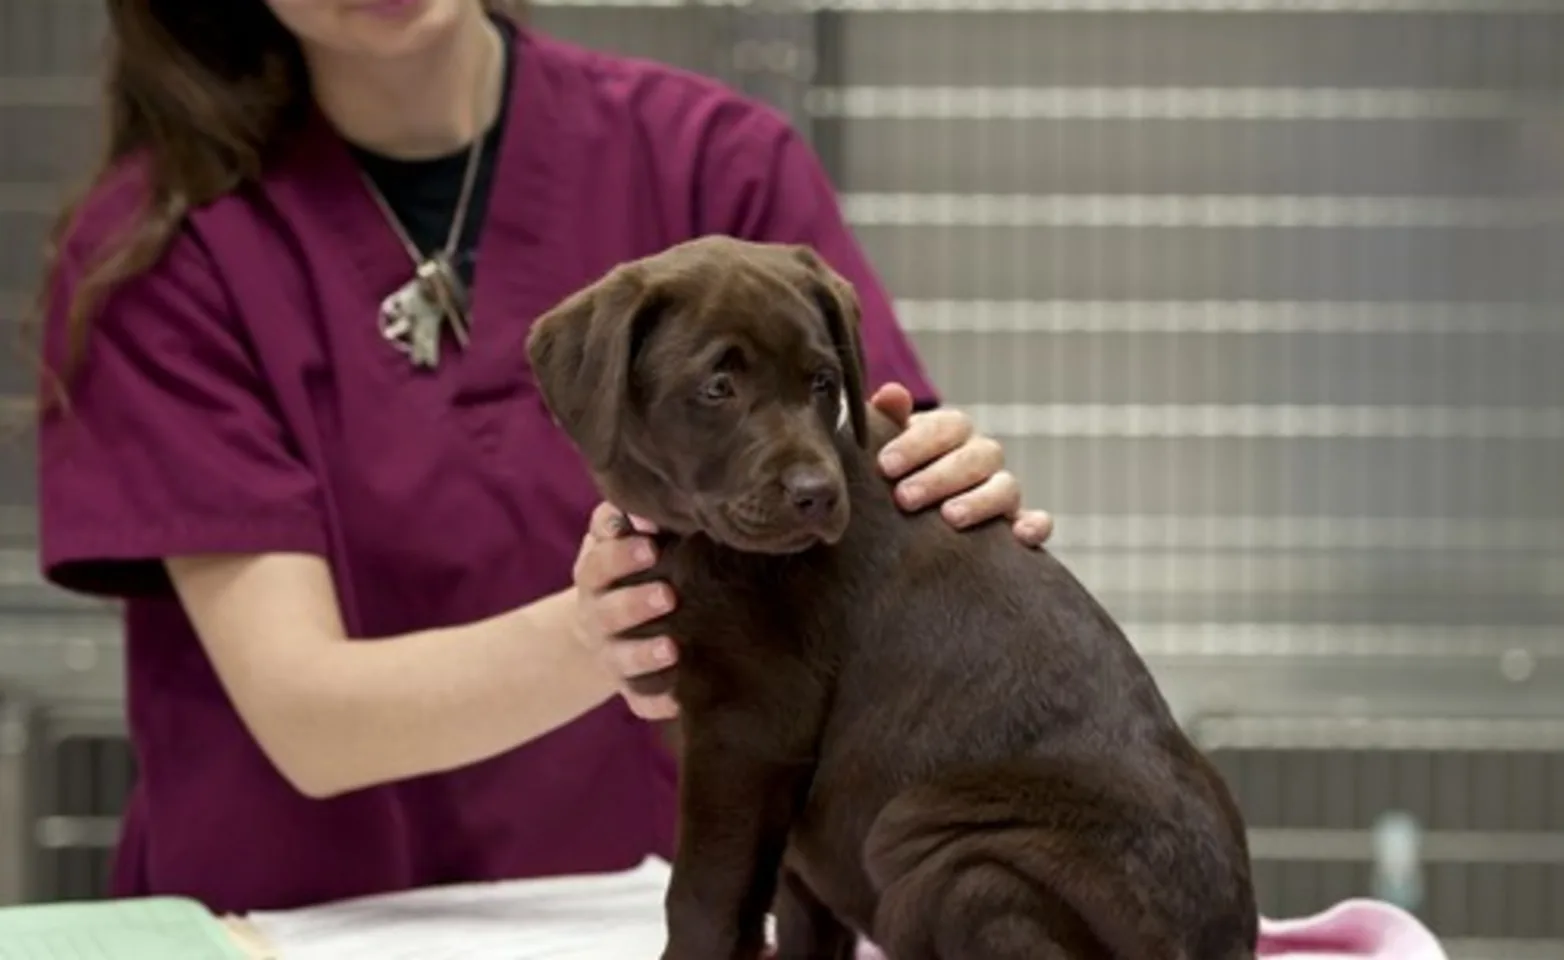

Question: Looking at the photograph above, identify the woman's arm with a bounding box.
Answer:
[39,186,681,798]
[168,551,618,799]
[39,231,624,797]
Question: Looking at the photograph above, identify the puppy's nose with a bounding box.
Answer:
[782,465,839,523]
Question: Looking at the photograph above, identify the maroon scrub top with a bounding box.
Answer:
[36,27,938,915]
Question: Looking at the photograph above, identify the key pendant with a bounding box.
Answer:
[378,272,444,368]
[409,300,442,369]
[418,256,472,351]
[377,256,472,370]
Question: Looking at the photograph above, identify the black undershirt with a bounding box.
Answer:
[348,18,515,290]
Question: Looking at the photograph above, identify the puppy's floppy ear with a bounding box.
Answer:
[792,246,869,447]
[526,265,664,468]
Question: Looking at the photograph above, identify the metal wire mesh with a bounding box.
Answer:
[2,1,1562,954]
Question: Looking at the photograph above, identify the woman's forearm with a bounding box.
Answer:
[281,588,620,797]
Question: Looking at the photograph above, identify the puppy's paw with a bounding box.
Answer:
[659,946,766,960]
[773,932,863,960]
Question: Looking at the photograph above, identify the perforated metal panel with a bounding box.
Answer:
[0,4,124,907]
[24,704,133,902]
[809,5,1564,587]
[0,695,131,905]
[1196,715,1564,956]
[817,5,1564,956]
[1,2,1562,953]
[0,693,31,904]
[0,1,99,610]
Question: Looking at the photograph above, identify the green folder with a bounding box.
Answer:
[0,896,247,959]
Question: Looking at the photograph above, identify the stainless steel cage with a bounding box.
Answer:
[2,2,1561,955]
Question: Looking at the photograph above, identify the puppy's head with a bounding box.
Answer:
[526,236,869,554]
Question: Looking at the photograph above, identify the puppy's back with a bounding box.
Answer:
[854,410,1242,835]
[842,409,1176,751]
[812,410,1257,957]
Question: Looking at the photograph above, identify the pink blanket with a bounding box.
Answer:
[850,898,1447,959]
[1255,900,1447,959]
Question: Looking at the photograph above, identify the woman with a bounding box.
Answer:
[33,0,1054,915]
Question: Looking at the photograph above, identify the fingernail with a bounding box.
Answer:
[653,641,676,664]
[899,483,924,508]
[649,587,672,612]
[879,451,906,476]
[945,503,968,525]
[634,542,655,565]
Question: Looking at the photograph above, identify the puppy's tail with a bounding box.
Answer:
[862,757,1257,960]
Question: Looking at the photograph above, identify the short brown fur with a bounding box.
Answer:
[526,236,1259,960]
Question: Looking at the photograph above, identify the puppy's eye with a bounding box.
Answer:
[811,369,839,395]
[700,373,736,403]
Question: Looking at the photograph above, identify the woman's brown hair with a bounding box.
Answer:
[28,0,523,406]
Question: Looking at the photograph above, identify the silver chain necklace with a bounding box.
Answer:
[359,33,497,370]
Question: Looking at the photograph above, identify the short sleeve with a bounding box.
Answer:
[36,219,327,598]
[696,102,940,409]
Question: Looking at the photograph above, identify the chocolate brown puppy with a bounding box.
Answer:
[526,236,1258,960]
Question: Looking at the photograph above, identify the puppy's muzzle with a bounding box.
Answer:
[781,463,840,526]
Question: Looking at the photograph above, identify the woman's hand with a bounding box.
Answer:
[869,383,1054,548]
[571,502,680,721]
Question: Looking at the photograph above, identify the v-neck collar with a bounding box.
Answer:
[270,23,571,397]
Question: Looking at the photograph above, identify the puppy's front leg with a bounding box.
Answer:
[661,728,811,960]
[774,867,858,960]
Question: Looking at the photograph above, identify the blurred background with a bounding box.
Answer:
[1,0,1562,956]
